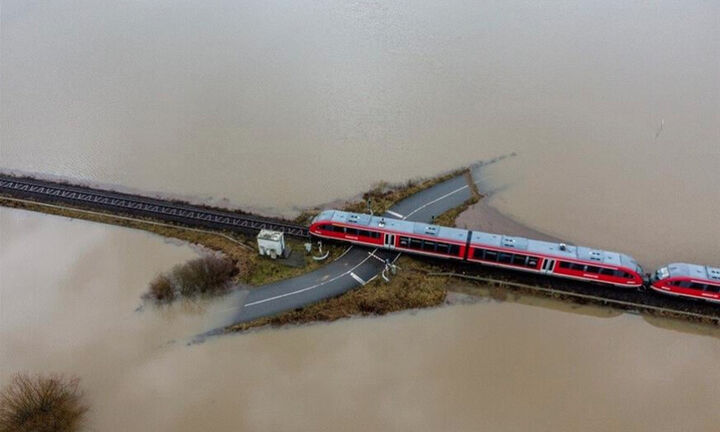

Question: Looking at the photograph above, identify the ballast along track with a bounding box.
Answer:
[0,174,309,238]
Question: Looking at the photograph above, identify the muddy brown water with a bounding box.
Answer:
[3,209,720,431]
[2,1,720,430]
[2,0,718,269]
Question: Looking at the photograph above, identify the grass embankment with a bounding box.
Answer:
[0,373,88,432]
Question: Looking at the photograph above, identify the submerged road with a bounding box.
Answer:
[201,172,476,335]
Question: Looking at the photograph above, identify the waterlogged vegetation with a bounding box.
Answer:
[144,255,237,304]
[0,373,88,432]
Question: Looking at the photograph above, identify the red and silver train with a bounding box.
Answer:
[309,209,720,304]
[650,264,720,303]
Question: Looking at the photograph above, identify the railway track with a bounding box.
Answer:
[0,174,309,238]
[421,257,720,324]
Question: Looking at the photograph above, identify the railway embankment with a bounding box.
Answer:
[0,168,471,311]
[4,158,719,333]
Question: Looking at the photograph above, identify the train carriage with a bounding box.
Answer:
[309,210,469,260]
[466,233,644,287]
[650,263,720,303]
[309,210,645,287]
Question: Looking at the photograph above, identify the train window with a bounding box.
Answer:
[332,225,345,233]
[372,231,381,238]
[358,230,368,237]
[585,266,601,274]
[669,280,681,287]
[512,254,527,266]
[559,261,572,269]
[346,228,358,235]
[570,263,585,271]
[527,257,539,268]
[600,268,615,276]
[399,237,410,247]
[423,241,436,252]
[623,272,635,279]
[473,248,485,259]
[690,283,706,290]
[436,243,450,254]
[679,281,693,288]
[449,245,460,256]
[706,285,720,293]
[410,238,423,249]
[499,253,513,264]
[485,250,499,261]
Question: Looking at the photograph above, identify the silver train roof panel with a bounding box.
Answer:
[471,231,641,271]
[326,210,468,242]
[665,263,720,281]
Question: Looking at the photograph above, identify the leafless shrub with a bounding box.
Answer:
[144,255,237,304]
[146,274,175,303]
[0,373,88,432]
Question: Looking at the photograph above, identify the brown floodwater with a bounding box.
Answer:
[2,0,718,269]
[2,0,720,430]
[2,208,720,431]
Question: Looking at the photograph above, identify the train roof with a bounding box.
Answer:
[469,232,641,271]
[663,263,720,282]
[315,210,468,242]
[316,209,642,272]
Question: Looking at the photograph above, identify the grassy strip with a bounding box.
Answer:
[432,196,479,227]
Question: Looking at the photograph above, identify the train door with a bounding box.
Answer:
[384,234,396,249]
[541,258,556,274]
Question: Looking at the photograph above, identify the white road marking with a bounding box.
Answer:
[402,185,469,220]
[386,210,404,218]
[243,248,378,307]
[367,251,387,263]
[333,245,353,261]
[350,272,367,285]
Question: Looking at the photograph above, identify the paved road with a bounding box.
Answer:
[195,172,475,338]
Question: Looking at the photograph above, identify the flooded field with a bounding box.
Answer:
[2,0,718,268]
[2,208,719,431]
[2,0,720,430]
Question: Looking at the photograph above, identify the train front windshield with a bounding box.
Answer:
[654,267,670,282]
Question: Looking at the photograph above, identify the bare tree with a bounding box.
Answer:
[0,373,88,432]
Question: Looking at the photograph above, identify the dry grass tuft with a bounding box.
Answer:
[0,373,88,432]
